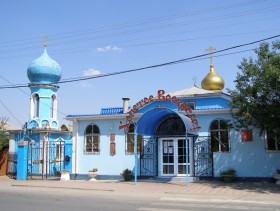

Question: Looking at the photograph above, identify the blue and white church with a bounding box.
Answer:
[66,60,280,182]
[8,44,72,179]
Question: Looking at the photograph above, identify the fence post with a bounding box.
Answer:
[64,142,72,172]
[17,140,28,180]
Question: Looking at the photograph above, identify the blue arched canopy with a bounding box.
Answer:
[135,108,196,136]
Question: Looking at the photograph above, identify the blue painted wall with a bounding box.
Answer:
[76,119,136,176]
[72,93,280,179]
[28,86,58,129]
[196,113,280,178]
[195,97,230,110]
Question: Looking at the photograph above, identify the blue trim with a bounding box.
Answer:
[66,107,228,119]
[136,108,196,136]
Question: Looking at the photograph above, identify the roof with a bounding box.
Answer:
[66,107,126,119]
[170,86,217,96]
[66,87,231,119]
[100,107,125,115]
[3,122,19,131]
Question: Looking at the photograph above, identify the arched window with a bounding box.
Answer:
[125,124,142,154]
[155,116,185,136]
[50,95,56,119]
[210,119,229,152]
[84,124,100,154]
[34,94,40,118]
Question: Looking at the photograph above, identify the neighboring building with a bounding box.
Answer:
[66,63,280,181]
[8,45,72,179]
[0,122,18,175]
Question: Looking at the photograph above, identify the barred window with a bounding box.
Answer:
[85,124,100,154]
[126,124,142,154]
[55,142,64,161]
[210,119,229,152]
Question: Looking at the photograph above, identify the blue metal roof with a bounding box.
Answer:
[136,108,196,136]
[100,107,124,115]
[66,107,128,118]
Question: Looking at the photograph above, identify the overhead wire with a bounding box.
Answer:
[0,0,266,48]
[47,34,280,84]
[0,100,23,126]
[0,15,279,60]
[1,34,279,89]
[0,1,276,56]
[0,75,67,117]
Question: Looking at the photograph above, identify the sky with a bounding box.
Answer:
[0,0,280,128]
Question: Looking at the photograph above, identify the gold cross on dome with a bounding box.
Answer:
[43,36,48,48]
[206,46,216,65]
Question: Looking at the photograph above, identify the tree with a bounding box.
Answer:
[228,41,280,140]
[0,117,8,151]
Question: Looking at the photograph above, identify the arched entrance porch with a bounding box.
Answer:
[133,108,197,184]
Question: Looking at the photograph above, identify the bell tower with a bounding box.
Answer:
[26,39,62,129]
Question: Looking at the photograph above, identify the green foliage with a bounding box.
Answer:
[0,117,9,151]
[121,168,133,181]
[228,41,280,138]
[89,168,98,172]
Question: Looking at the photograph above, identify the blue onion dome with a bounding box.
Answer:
[27,48,62,84]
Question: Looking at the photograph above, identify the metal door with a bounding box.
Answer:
[140,138,156,176]
[194,136,213,177]
[27,141,65,180]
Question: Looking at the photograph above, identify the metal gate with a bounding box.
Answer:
[27,140,64,180]
[194,136,213,177]
[140,138,157,176]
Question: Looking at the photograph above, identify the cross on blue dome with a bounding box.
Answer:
[27,48,62,84]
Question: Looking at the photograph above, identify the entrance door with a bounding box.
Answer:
[160,138,190,176]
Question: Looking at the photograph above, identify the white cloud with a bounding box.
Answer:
[83,68,102,77]
[96,45,122,52]
[79,68,102,88]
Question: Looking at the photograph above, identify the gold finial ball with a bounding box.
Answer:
[201,65,224,92]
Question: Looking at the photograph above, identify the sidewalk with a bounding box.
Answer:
[1,175,279,202]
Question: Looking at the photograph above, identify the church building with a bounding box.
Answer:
[8,43,72,180]
[8,44,280,182]
[66,60,280,182]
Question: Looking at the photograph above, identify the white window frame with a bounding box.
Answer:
[55,142,64,161]
[210,119,230,152]
[84,124,100,154]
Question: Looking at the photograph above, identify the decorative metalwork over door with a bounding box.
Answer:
[140,138,156,176]
[194,136,213,177]
[27,140,64,180]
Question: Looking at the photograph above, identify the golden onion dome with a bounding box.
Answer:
[201,64,224,92]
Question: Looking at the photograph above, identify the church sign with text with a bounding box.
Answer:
[119,90,200,132]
